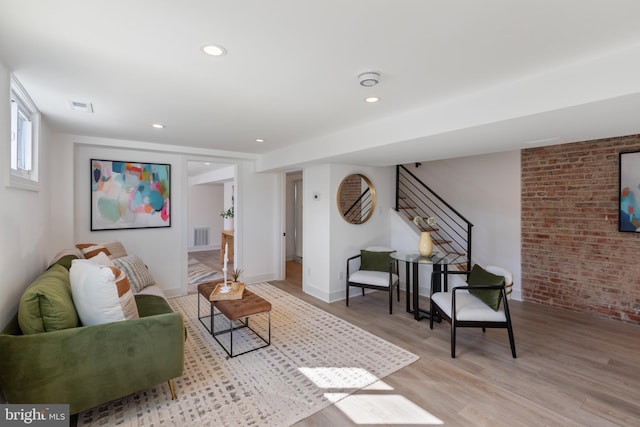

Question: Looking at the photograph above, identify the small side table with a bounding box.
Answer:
[390,252,466,321]
[197,281,271,357]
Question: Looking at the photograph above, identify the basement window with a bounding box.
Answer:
[8,74,40,191]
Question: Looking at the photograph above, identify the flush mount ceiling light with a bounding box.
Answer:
[152,123,165,129]
[202,44,227,56]
[358,71,380,87]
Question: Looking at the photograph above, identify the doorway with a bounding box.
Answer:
[186,161,235,294]
[286,171,303,284]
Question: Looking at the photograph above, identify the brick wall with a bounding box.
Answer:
[521,135,640,324]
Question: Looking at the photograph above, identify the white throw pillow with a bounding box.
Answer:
[89,251,114,266]
[70,259,139,326]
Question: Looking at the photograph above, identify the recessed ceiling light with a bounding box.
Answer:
[365,97,380,103]
[204,162,211,165]
[202,44,227,56]
[256,139,265,143]
[152,123,165,129]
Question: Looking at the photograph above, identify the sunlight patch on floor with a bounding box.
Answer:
[298,367,380,389]
[335,394,444,425]
[362,380,394,391]
[298,367,443,425]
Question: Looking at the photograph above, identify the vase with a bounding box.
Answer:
[418,231,433,257]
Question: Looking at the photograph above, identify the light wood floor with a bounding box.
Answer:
[188,249,223,273]
[268,262,640,427]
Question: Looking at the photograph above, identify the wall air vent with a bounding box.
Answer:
[68,100,94,113]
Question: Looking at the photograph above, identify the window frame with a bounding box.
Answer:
[8,74,40,191]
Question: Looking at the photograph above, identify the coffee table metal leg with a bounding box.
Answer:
[229,318,234,357]
[209,303,215,335]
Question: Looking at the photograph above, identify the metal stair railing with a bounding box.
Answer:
[343,187,373,224]
[395,165,473,270]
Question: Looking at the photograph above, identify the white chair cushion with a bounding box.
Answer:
[432,291,507,322]
[449,274,467,288]
[364,246,394,252]
[485,265,513,299]
[349,270,398,288]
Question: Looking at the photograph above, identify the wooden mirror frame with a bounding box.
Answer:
[336,174,376,224]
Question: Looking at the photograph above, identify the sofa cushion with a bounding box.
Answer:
[48,248,85,269]
[135,284,167,299]
[18,264,79,334]
[112,255,155,293]
[48,254,80,271]
[467,264,505,311]
[70,259,139,326]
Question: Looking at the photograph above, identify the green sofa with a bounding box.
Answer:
[0,258,184,415]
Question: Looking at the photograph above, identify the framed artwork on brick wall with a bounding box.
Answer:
[91,159,171,231]
[619,150,640,232]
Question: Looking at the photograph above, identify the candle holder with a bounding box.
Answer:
[220,268,231,293]
[220,242,231,293]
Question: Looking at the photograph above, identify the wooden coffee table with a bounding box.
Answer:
[197,280,271,357]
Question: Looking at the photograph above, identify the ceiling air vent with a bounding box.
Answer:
[68,100,94,113]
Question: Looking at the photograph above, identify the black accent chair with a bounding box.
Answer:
[346,247,399,314]
[430,265,516,358]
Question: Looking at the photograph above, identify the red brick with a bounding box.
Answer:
[522,135,640,326]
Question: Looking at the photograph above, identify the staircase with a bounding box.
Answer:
[395,165,473,270]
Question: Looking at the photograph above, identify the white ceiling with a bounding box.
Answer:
[2,1,640,171]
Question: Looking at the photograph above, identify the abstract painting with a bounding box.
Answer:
[619,151,640,232]
[91,159,171,230]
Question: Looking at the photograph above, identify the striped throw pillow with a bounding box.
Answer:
[76,243,112,260]
[112,255,155,293]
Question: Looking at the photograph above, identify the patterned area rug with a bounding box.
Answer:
[187,256,221,286]
[78,283,418,426]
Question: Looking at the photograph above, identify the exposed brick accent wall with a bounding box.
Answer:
[521,135,640,324]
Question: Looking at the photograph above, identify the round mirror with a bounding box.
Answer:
[337,174,376,224]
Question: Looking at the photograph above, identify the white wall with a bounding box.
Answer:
[302,165,332,299]
[406,150,522,299]
[47,136,281,297]
[70,143,186,297]
[236,160,282,282]
[0,62,54,328]
[187,182,223,251]
[303,163,394,302]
